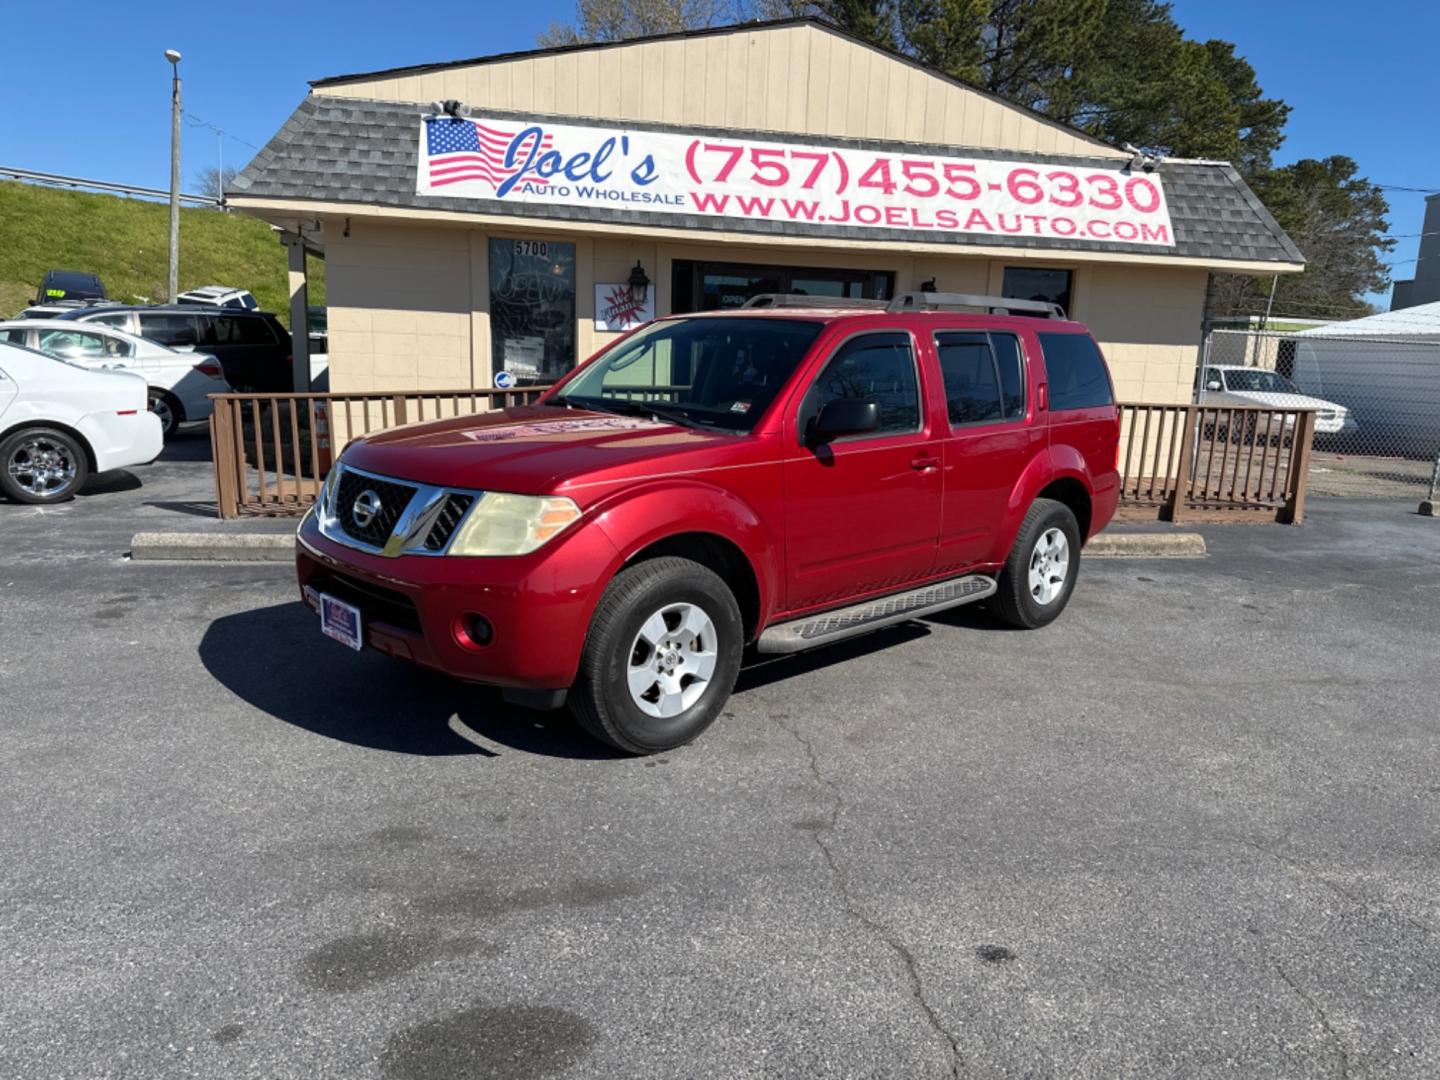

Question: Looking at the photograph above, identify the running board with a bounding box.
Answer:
[756,574,997,654]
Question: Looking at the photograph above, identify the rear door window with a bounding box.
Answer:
[1038,333,1113,411]
[935,331,1026,425]
[139,313,201,347]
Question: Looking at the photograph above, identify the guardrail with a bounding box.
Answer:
[208,387,549,518]
[1118,402,1317,523]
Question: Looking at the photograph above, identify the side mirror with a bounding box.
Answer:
[1205,381,1222,392]
[810,399,880,442]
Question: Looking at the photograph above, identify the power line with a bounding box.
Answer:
[182,112,259,151]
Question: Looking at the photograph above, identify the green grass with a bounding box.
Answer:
[0,180,324,325]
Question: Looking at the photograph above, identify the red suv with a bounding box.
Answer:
[296,292,1120,754]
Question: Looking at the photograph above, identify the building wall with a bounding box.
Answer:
[314,23,1126,160]
[1391,193,1440,311]
[321,216,1204,403]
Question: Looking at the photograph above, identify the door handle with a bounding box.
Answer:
[909,454,941,472]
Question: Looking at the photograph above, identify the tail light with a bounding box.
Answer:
[192,360,224,379]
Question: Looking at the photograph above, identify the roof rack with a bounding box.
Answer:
[886,292,1067,319]
[741,294,889,310]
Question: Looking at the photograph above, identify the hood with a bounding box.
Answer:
[339,404,741,494]
[1210,390,1345,413]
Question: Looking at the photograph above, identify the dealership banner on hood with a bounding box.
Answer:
[418,116,1175,247]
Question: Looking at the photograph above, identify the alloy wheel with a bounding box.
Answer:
[1027,527,1070,606]
[7,437,79,498]
[626,601,718,719]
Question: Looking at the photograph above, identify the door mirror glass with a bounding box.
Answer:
[811,399,880,442]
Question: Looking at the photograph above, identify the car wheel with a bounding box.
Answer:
[570,556,743,754]
[148,389,182,438]
[0,427,90,504]
[989,498,1081,629]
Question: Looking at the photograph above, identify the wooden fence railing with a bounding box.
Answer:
[209,392,1317,523]
[1117,402,1316,523]
[208,387,549,518]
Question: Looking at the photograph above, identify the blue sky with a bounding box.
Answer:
[1,0,1434,309]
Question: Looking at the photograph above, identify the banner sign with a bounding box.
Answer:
[418,116,1175,247]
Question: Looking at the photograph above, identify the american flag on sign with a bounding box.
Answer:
[424,119,554,190]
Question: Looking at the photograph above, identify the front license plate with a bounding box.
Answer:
[319,593,363,651]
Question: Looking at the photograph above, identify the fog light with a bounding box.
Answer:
[454,613,494,650]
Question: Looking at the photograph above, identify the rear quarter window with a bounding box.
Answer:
[1038,332,1113,411]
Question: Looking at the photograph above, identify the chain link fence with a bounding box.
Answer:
[1200,328,1440,502]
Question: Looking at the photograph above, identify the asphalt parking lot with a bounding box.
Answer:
[4,439,1440,1079]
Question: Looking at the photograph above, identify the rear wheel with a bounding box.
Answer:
[148,389,182,438]
[0,427,90,504]
[570,557,743,754]
[989,498,1081,629]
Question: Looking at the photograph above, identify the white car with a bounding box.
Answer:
[0,319,229,438]
[1198,365,1358,436]
[176,285,259,311]
[0,341,163,504]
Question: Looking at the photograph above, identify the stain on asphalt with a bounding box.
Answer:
[975,945,1018,964]
[791,818,830,832]
[211,1023,245,1044]
[412,878,644,919]
[380,1004,597,1080]
[299,930,441,993]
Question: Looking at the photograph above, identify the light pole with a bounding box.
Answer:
[165,48,182,303]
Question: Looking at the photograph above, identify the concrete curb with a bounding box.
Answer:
[130,532,294,562]
[1087,532,1206,558]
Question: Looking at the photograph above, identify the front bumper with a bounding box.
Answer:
[295,514,619,690]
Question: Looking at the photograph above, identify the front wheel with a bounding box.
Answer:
[0,427,90,504]
[989,498,1081,629]
[570,556,743,754]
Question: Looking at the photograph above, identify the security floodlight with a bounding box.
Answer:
[164,48,182,64]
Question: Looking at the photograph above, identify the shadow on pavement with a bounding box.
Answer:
[158,429,214,463]
[199,602,621,760]
[79,470,142,496]
[145,500,220,518]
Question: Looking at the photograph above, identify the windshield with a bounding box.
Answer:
[1222,369,1300,394]
[555,317,824,432]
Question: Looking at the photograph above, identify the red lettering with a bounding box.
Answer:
[1088,220,1111,239]
[692,191,729,213]
[935,209,959,229]
[885,206,907,226]
[734,195,775,216]
[997,213,1023,234]
[909,207,934,228]
[1140,222,1170,243]
[780,198,821,221]
[1052,216,1077,236]
[1026,215,1045,232]
[854,204,883,225]
[1114,220,1139,240]
[964,209,993,231]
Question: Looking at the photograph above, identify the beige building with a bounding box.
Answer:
[230,18,1302,403]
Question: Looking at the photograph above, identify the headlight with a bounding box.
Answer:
[448,494,582,556]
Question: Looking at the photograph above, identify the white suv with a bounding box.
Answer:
[176,285,259,311]
[0,320,229,438]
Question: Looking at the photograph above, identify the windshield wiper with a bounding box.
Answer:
[563,395,709,429]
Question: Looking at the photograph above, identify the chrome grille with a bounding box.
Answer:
[422,493,474,551]
[334,470,417,547]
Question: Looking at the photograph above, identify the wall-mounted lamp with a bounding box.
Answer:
[628,260,651,304]
[429,99,467,119]
[920,278,937,293]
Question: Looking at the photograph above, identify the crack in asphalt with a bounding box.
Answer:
[774,717,962,1080]
[1270,959,1351,1080]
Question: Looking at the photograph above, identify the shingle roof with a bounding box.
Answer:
[230,95,1304,268]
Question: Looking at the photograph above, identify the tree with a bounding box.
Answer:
[539,0,753,45]
[1211,157,1394,321]
[196,167,238,199]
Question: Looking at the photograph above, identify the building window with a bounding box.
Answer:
[1002,266,1073,319]
[489,238,576,385]
[671,260,893,313]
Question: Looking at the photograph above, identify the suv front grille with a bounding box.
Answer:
[334,470,417,547]
[422,493,474,551]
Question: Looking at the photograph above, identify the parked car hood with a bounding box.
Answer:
[1209,390,1346,413]
[339,404,747,494]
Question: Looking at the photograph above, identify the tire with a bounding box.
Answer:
[989,498,1081,629]
[0,427,90,504]
[148,389,182,438]
[570,556,744,754]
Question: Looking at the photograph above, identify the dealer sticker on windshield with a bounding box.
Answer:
[319,593,363,651]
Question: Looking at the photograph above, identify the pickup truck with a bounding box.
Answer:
[296,292,1121,753]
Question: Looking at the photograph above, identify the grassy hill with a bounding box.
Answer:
[0,180,324,324]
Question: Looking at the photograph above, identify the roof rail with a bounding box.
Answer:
[886,292,1066,319]
[741,294,889,310]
